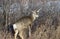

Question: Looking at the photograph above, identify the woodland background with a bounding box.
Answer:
[0,0,60,39]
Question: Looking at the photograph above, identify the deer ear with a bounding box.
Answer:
[32,11,34,13]
[37,9,40,13]
[32,10,36,13]
[37,8,41,13]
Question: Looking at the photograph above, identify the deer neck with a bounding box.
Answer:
[32,14,36,22]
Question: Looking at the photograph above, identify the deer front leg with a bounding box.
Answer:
[29,26,31,37]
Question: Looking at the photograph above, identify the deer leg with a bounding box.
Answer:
[29,26,31,37]
[14,29,18,39]
[19,28,29,39]
[19,31,24,39]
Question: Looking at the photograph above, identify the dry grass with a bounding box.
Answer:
[0,0,60,39]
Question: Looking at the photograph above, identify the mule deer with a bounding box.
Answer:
[12,9,39,39]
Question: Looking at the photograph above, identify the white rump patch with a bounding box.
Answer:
[13,24,17,30]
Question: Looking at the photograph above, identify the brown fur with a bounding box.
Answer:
[13,10,39,39]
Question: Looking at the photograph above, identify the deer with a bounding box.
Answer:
[11,9,40,39]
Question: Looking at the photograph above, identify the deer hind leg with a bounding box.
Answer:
[19,28,29,39]
[14,29,18,39]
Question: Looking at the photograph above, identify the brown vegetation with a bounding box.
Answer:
[0,0,60,39]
